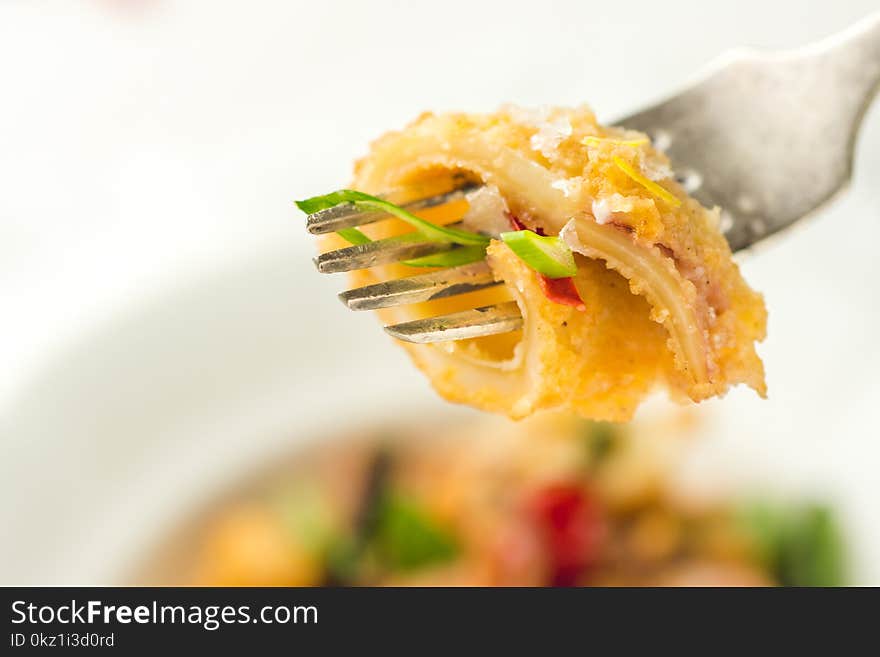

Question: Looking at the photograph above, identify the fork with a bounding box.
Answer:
[304,13,880,344]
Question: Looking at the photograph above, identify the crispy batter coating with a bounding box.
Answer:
[336,106,766,420]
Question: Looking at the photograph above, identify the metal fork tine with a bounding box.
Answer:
[314,221,475,273]
[307,183,524,342]
[384,302,523,343]
[306,184,482,235]
[314,237,454,273]
[339,262,500,311]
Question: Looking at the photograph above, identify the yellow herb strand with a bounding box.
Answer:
[583,136,649,147]
[612,156,681,207]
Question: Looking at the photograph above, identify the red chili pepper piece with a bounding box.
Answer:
[528,483,604,586]
[508,215,543,234]
[538,276,586,310]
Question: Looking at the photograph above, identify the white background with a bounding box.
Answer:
[1,0,878,584]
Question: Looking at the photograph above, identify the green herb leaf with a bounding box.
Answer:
[296,190,490,247]
[324,536,361,584]
[403,245,487,268]
[273,482,336,554]
[336,227,372,246]
[739,502,846,587]
[334,224,487,268]
[500,230,577,278]
[580,421,618,465]
[783,505,846,587]
[373,494,458,571]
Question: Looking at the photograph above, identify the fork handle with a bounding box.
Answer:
[819,12,880,121]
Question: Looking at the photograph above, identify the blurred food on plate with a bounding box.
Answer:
[138,413,844,586]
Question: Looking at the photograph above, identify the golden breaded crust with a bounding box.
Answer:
[331,106,766,420]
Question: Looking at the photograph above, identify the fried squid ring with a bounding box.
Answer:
[329,106,766,420]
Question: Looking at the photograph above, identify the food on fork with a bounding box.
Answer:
[298,105,767,421]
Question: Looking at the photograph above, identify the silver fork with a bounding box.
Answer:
[304,13,880,344]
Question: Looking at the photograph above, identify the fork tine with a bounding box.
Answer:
[339,262,501,310]
[306,184,482,235]
[384,302,523,343]
[314,220,477,273]
[314,237,455,273]
[307,182,523,342]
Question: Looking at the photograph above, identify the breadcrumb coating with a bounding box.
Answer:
[329,105,766,420]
